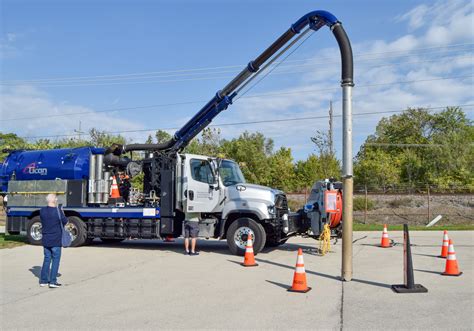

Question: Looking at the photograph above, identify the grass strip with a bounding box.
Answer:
[0,234,28,249]
[353,223,474,231]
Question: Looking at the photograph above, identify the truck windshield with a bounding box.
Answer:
[219,160,245,186]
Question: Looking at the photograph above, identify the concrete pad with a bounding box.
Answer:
[344,231,474,330]
[1,231,473,330]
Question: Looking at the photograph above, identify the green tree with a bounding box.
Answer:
[294,153,341,191]
[89,128,126,147]
[0,133,28,161]
[354,148,400,191]
[155,130,172,144]
[268,147,294,191]
[220,131,273,185]
[355,107,473,189]
[183,128,223,156]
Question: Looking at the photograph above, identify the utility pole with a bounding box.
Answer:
[74,121,84,141]
[329,100,334,155]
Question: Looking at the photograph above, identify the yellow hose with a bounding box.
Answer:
[319,223,331,256]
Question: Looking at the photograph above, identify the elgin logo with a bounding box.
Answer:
[23,163,48,176]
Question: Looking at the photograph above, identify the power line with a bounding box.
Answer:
[2,74,472,122]
[17,104,474,140]
[2,42,472,84]
[365,143,474,148]
[2,49,472,87]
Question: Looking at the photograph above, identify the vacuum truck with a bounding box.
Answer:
[1,9,353,255]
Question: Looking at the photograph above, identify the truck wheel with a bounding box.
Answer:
[66,216,88,247]
[226,218,266,256]
[26,216,42,245]
[100,238,125,244]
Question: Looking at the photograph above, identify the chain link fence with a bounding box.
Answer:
[287,184,474,225]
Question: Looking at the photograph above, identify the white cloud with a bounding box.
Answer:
[1,1,472,161]
[0,85,146,142]
[211,0,474,160]
[396,4,429,30]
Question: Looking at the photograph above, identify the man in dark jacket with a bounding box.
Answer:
[39,193,68,288]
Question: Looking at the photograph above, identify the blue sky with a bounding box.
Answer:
[1,0,473,161]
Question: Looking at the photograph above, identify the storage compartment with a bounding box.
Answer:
[7,180,86,207]
[7,216,27,234]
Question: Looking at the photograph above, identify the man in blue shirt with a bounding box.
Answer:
[39,193,68,288]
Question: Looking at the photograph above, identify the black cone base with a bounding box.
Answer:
[441,271,462,277]
[391,284,428,293]
[288,287,312,293]
[241,263,258,267]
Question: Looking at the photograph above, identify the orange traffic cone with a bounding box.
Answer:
[441,239,462,276]
[439,230,449,258]
[110,176,121,198]
[288,248,311,293]
[241,234,258,267]
[380,224,392,248]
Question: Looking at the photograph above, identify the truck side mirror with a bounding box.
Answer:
[209,174,219,190]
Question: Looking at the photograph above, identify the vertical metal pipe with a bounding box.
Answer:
[88,155,96,203]
[364,184,368,224]
[103,171,110,204]
[427,185,431,223]
[342,84,353,281]
[95,154,104,203]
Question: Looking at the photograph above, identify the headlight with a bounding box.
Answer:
[282,213,288,221]
[268,205,275,214]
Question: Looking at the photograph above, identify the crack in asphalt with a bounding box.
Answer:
[340,280,345,331]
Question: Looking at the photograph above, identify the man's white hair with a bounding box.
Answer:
[46,193,57,204]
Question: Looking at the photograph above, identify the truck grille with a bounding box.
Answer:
[275,194,288,218]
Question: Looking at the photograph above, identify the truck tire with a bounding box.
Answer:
[26,216,43,246]
[226,217,266,256]
[66,216,88,247]
[100,238,125,244]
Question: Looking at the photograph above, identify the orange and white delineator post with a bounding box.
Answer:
[110,176,121,198]
[241,234,258,267]
[380,224,392,248]
[288,248,311,293]
[439,230,449,258]
[441,239,462,276]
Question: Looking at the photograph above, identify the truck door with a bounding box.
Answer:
[184,158,220,213]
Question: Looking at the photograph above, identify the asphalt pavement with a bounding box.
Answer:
[1,231,473,330]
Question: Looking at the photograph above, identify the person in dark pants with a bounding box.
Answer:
[39,193,68,288]
[118,173,131,203]
[183,212,200,255]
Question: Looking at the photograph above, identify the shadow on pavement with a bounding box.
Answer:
[414,268,441,275]
[266,280,290,290]
[29,266,41,279]
[413,253,441,258]
[82,239,235,256]
[227,259,243,266]
[265,242,323,256]
[257,258,392,289]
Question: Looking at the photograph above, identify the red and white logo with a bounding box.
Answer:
[22,163,48,176]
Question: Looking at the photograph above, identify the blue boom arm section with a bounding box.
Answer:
[119,10,353,154]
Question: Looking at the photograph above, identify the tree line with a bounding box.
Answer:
[1,107,472,192]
